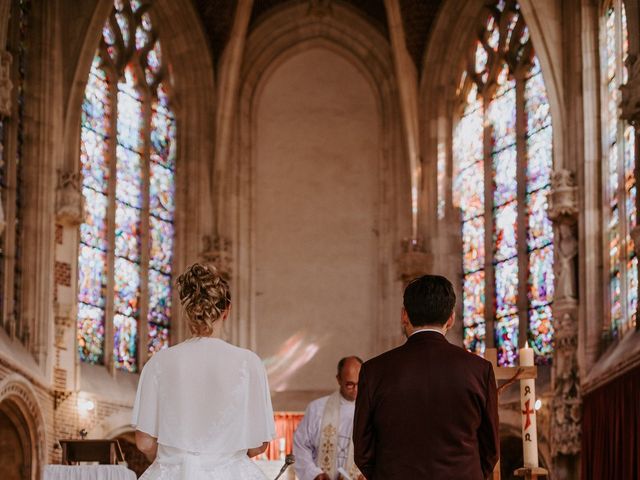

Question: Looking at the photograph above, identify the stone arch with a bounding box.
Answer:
[232,1,408,354]
[0,374,47,480]
[420,0,566,233]
[62,0,216,345]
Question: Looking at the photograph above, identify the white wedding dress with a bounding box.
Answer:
[132,337,276,480]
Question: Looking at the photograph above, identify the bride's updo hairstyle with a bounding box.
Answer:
[176,263,231,337]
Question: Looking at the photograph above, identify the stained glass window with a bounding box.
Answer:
[453,0,555,365]
[77,0,176,372]
[602,0,637,337]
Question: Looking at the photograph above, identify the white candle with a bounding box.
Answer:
[519,342,538,468]
[279,437,286,460]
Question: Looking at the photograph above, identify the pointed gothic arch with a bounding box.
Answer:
[234,2,409,357]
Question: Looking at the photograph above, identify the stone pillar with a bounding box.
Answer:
[547,169,581,475]
[621,54,640,332]
[0,49,12,238]
[396,237,432,284]
[200,234,232,282]
[55,171,84,227]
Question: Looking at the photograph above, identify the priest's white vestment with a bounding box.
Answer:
[132,337,276,480]
[293,392,359,480]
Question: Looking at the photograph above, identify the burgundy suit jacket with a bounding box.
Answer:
[353,331,499,480]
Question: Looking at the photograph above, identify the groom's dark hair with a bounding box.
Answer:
[403,275,456,327]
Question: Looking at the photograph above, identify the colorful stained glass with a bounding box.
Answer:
[462,216,485,274]
[114,313,137,371]
[456,162,485,221]
[454,3,555,362]
[495,314,518,366]
[78,304,105,364]
[606,7,616,82]
[493,147,517,206]
[525,73,550,132]
[148,323,169,354]
[494,202,518,262]
[475,42,488,75]
[116,12,130,48]
[495,257,518,318]
[463,270,486,354]
[603,1,636,337]
[148,269,172,325]
[113,257,140,316]
[82,67,110,135]
[151,109,176,166]
[527,188,553,250]
[115,146,143,207]
[78,0,176,370]
[528,245,555,307]
[488,81,516,151]
[150,162,175,220]
[77,245,107,307]
[80,188,109,250]
[81,129,110,192]
[149,217,174,273]
[487,16,500,50]
[115,203,141,260]
[117,85,143,153]
[526,127,553,192]
[528,305,553,361]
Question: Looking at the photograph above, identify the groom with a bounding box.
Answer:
[353,275,499,479]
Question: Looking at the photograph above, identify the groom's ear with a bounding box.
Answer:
[445,311,455,330]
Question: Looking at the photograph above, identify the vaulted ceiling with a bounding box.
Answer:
[191,0,443,72]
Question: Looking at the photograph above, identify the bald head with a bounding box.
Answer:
[336,356,363,402]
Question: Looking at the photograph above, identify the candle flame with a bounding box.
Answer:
[523,341,530,349]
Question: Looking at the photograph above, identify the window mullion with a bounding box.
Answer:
[515,71,529,351]
[483,94,496,349]
[139,90,151,368]
[104,70,118,374]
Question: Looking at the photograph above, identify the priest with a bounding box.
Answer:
[293,356,365,480]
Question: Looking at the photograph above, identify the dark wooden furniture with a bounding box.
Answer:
[60,440,125,465]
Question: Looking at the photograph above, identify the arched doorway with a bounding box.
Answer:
[0,399,33,480]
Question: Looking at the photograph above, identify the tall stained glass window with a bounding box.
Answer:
[453,0,554,366]
[602,0,637,338]
[77,0,176,372]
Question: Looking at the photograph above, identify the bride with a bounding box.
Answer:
[132,263,276,479]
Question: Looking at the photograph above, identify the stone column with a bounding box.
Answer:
[621,54,640,332]
[0,49,12,239]
[200,234,233,282]
[396,237,432,285]
[547,169,581,474]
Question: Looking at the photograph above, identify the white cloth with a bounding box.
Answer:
[132,337,276,479]
[293,394,356,480]
[44,465,136,480]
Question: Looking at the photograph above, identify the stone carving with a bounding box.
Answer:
[548,169,578,222]
[621,54,640,124]
[0,50,12,118]
[55,171,84,226]
[551,311,581,456]
[54,303,75,350]
[200,234,232,281]
[549,169,579,301]
[396,237,432,283]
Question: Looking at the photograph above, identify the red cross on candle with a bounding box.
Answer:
[522,399,534,430]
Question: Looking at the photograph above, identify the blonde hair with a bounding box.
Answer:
[176,263,231,337]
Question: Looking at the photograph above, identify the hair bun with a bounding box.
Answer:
[176,263,231,336]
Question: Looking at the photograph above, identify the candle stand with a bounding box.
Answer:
[514,467,548,479]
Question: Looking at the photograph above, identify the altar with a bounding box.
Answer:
[43,465,136,480]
